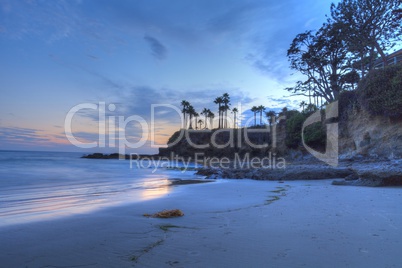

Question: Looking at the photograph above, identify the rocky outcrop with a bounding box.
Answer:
[158,127,279,158]
[333,159,402,187]
[339,108,402,159]
[196,162,354,181]
[197,159,402,187]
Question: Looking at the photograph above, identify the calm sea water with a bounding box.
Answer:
[0,150,199,227]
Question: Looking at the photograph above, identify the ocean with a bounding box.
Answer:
[0,150,199,227]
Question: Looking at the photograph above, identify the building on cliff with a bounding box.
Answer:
[373,48,402,68]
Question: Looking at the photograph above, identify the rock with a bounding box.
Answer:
[332,180,353,186]
[356,169,402,186]
[344,171,359,181]
[195,168,219,177]
[332,161,402,187]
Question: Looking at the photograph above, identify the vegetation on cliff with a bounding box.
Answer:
[358,64,402,118]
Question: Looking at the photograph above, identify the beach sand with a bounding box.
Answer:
[1,179,402,267]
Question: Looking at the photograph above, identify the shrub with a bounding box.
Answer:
[303,121,326,153]
[358,64,402,118]
[338,89,359,121]
[285,111,305,149]
[285,109,327,151]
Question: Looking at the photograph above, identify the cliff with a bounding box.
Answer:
[158,124,287,159]
[339,104,402,160]
[159,109,402,161]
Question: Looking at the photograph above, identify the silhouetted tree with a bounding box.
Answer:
[300,101,307,112]
[194,112,199,129]
[222,93,231,128]
[331,0,402,74]
[251,106,258,126]
[198,119,203,130]
[287,21,349,102]
[208,111,215,129]
[180,100,190,129]
[187,105,195,129]
[201,108,211,129]
[265,110,276,126]
[214,97,223,128]
[257,105,265,125]
[232,107,239,129]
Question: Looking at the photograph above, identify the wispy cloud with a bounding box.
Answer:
[266,95,301,110]
[0,0,83,41]
[0,127,48,143]
[206,1,263,36]
[144,35,168,60]
[0,127,70,147]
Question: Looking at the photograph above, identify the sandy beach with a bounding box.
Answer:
[1,179,402,267]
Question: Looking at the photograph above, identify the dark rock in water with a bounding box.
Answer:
[81,153,131,159]
[81,153,125,159]
[82,153,161,160]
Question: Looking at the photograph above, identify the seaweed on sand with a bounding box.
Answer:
[143,209,184,218]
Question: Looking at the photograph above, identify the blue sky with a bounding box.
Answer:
[0,0,339,154]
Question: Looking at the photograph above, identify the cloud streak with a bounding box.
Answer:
[144,35,168,60]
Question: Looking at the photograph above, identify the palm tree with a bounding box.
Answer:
[265,110,276,127]
[300,101,307,113]
[257,105,265,125]
[187,105,195,129]
[208,111,215,129]
[201,108,211,129]
[306,103,317,113]
[180,100,190,128]
[232,107,238,129]
[222,93,230,128]
[214,97,223,128]
[194,112,199,129]
[251,106,258,126]
[198,119,203,130]
[219,105,226,128]
[280,107,288,116]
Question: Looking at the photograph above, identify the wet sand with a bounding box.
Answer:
[1,179,402,267]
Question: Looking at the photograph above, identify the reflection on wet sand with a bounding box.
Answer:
[140,185,171,201]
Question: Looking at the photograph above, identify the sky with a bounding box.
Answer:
[0,0,340,154]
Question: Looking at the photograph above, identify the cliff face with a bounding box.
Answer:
[160,109,401,160]
[158,125,287,158]
[339,109,402,159]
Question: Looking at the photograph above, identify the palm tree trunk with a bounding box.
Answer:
[234,113,236,129]
[260,111,262,125]
[226,110,228,128]
[218,104,221,128]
